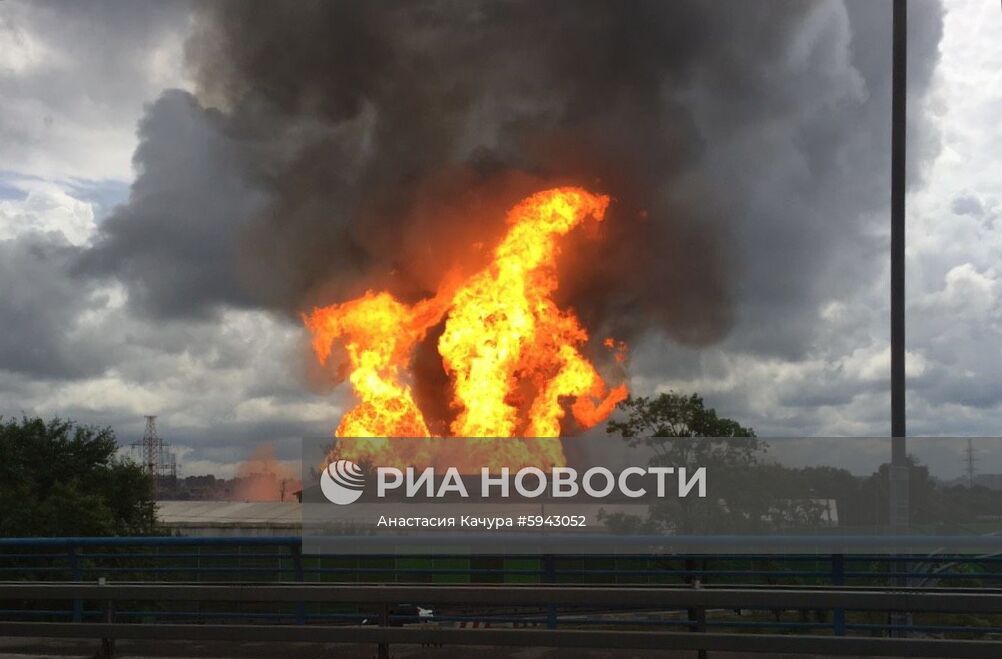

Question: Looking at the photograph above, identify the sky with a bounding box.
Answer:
[0,1,1000,479]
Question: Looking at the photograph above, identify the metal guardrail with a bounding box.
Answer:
[5,536,1002,584]
[3,536,1002,654]
[6,582,1002,612]
[2,582,1002,658]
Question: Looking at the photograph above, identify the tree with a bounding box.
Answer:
[608,393,756,439]
[607,392,759,468]
[605,393,761,534]
[606,393,845,537]
[0,417,158,537]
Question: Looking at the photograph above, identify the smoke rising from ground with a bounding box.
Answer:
[232,443,300,502]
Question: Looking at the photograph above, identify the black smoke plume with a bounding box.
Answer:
[184,0,755,342]
[80,0,943,381]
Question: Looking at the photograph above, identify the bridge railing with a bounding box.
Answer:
[2,536,1002,640]
[2,581,1002,658]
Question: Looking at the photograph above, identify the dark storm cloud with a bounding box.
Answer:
[696,0,943,359]
[78,91,268,319]
[0,233,100,378]
[81,0,944,362]
[85,1,812,341]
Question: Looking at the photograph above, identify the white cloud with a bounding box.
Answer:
[0,1,193,182]
[0,10,55,75]
[918,263,998,316]
[0,185,96,246]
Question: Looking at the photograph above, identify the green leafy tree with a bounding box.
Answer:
[607,392,759,471]
[604,393,835,536]
[607,393,757,440]
[604,393,761,534]
[0,417,158,537]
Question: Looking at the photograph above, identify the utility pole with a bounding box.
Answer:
[889,0,909,534]
[889,0,911,637]
[142,415,162,498]
[132,415,176,499]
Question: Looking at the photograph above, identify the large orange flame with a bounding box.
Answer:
[304,187,628,469]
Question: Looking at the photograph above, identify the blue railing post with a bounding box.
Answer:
[292,541,306,625]
[832,553,846,636]
[67,544,82,623]
[543,554,557,629]
[685,558,707,659]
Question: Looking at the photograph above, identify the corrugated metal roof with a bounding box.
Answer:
[156,501,301,528]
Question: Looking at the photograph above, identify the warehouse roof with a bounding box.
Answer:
[156,501,301,530]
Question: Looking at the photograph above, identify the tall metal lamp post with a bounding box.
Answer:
[889,2,911,639]
[890,0,909,535]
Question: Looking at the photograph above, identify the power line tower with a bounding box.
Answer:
[131,415,177,499]
[965,438,978,488]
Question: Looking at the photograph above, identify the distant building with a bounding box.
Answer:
[975,474,1002,490]
[943,473,1002,490]
[157,472,302,502]
[156,501,300,537]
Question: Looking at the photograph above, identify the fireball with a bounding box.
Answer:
[304,187,628,469]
